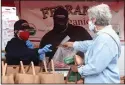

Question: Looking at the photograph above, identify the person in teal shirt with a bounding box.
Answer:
[63,4,121,83]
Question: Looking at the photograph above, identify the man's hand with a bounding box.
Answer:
[70,65,78,72]
[38,44,52,54]
[62,42,74,48]
[39,53,45,60]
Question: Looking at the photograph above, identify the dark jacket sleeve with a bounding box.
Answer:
[68,25,92,42]
[39,31,61,61]
[5,40,39,61]
[39,35,46,48]
[75,26,92,40]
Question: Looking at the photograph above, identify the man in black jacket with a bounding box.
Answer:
[5,19,52,65]
[39,7,92,62]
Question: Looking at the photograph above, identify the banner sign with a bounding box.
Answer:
[14,1,124,45]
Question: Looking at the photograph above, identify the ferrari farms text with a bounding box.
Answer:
[40,5,89,19]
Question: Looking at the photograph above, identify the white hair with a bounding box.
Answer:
[88,4,112,26]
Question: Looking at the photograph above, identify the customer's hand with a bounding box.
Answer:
[70,65,78,72]
[74,55,84,65]
[38,44,52,54]
[26,40,34,49]
[62,42,74,48]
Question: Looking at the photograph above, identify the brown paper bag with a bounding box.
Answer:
[5,65,42,75]
[39,59,65,84]
[2,63,14,84]
[2,61,4,74]
[1,61,21,74]
[15,61,40,84]
[6,65,20,74]
[120,76,125,84]
[25,63,42,74]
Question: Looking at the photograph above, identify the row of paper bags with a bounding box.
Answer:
[2,60,65,84]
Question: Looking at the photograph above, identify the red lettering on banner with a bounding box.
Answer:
[40,7,49,19]
[65,5,74,15]
[69,18,88,26]
[82,6,89,15]
[40,5,89,19]
[49,7,56,17]
[74,5,83,15]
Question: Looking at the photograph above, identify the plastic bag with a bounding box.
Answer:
[53,36,77,68]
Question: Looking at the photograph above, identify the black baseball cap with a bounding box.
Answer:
[14,19,29,31]
[53,7,68,19]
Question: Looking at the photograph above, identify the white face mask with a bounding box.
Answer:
[88,21,95,32]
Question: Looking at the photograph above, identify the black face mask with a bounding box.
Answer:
[53,17,68,33]
[54,23,67,33]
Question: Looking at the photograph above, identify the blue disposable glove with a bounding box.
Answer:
[39,53,45,60]
[38,44,52,54]
[26,40,34,49]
